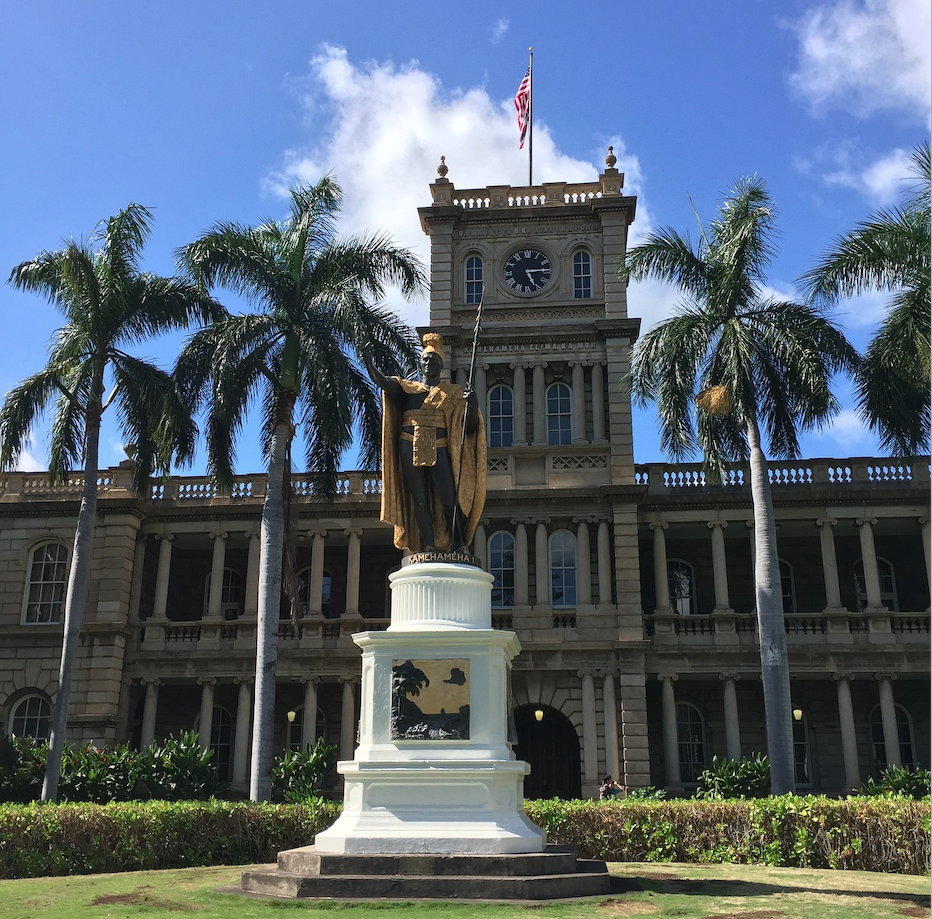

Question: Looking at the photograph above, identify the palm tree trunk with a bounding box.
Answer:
[746,417,795,795]
[248,404,293,801]
[41,385,103,802]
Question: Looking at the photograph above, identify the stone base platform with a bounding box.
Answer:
[240,845,611,901]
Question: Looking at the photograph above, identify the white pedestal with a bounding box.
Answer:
[314,563,545,855]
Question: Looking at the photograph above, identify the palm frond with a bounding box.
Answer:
[0,366,64,471]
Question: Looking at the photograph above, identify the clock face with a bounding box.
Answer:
[502,248,553,294]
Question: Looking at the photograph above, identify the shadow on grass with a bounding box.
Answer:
[627,873,931,910]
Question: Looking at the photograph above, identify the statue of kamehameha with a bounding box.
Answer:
[364,332,486,557]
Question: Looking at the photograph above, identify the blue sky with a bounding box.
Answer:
[1,0,929,475]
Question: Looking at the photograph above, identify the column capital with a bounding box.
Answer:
[718,672,741,682]
[309,528,329,540]
[874,672,897,682]
[567,358,594,368]
[657,673,678,682]
[649,520,668,532]
[596,667,619,679]
[832,672,853,682]
[234,676,254,687]
[816,516,838,528]
[573,516,595,525]
[509,360,532,370]
[155,532,175,543]
[140,677,161,687]
[531,517,552,526]
[917,517,928,527]
[344,527,364,538]
[706,520,728,530]
[510,517,532,526]
[301,675,322,685]
[338,675,360,686]
[209,530,228,541]
[576,668,598,679]
[856,516,878,527]
[197,677,218,687]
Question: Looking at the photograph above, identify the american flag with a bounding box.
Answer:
[514,67,530,149]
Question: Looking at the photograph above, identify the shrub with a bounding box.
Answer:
[271,739,338,803]
[695,754,770,800]
[624,785,666,800]
[0,735,45,804]
[134,731,223,801]
[862,765,932,799]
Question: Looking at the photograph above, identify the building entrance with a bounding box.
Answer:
[513,704,582,799]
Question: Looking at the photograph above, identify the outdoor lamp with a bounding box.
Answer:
[534,708,544,722]
[792,708,803,721]
[286,710,296,723]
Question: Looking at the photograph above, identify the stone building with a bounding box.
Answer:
[1,159,928,799]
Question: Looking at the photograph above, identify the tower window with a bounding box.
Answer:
[546,382,572,446]
[465,256,483,304]
[488,385,514,447]
[573,251,592,299]
[667,559,696,616]
[23,541,68,624]
[854,557,898,611]
[489,531,516,608]
[676,701,706,783]
[550,530,577,608]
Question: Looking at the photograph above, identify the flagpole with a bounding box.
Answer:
[527,47,534,186]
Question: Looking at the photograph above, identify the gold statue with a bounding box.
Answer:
[365,333,486,554]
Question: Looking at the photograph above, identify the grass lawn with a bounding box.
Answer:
[0,861,928,919]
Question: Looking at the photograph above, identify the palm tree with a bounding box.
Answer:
[0,204,218,801]
[621,177,858,795]
[176,176,425,801]
[801,140,931,456]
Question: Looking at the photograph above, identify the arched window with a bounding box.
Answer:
[572,250,592,299]
[297,568,332,618]
[870,703,915,769]
[676,701,706,783]
[210,706,234,781]
[779,560,797,614]
[793,711,812,786]
[204,568,243,620]
[23,541,68,624]
[667,559,696,616]
[854,557,898,610]
[465,255,483,304]
[489,531,515,608]
[546,382,572,446]
[550,530,577,608]
[9,695,51,739]
[487,385,514,448]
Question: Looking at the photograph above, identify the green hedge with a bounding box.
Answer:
[524,797,931,875]
[0,799,340,879]
[0,796,927,879]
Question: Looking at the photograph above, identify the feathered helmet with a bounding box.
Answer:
[421,332,445,362]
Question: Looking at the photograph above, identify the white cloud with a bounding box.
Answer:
[491,18,509,43]
[14,433,45,472]
[267,46,647,327]
[787,0,931,120]
[799,145,915,205]
[808,408,875,450]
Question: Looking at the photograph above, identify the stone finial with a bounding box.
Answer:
[605,146,617,169]
[437,155,449,179]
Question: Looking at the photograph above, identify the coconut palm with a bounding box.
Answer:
[801,140,931,456]
[621,177,858,794]
[176,176,424,801]
[0,203,219,801]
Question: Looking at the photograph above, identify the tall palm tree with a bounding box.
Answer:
[801,140,931,456]
[621,178,858,794]
[0,204,218,801]
[176,176,425,801]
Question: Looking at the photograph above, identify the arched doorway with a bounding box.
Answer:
[513,704,581,799]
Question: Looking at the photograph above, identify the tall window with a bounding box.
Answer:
[793,713,811,786]
[854,557,898,610]
[676,702,706,783]
[573,250,592,299]
[488,384,514,448]
[297,568,333,618]
[546,382,572,446]
[870,703,915,769]
[550,530,577,608]
[23,541,68,624]
[9,695,51,739]
[210,706,234,781]
[667,559,696,616]
[465,255,483,304]
[204,568,243,620]
[489,531,515,608]
[779,560,797,614]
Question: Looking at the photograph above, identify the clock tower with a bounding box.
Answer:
[417,149,650,796]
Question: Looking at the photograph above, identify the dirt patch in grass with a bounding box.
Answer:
[91,884,201,911]
[596,897,659,915]
[699,912,786,919]
[897,907,931,918]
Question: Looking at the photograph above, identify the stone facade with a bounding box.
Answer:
[1,165,928,799]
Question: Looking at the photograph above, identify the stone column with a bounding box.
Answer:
[153,535,174,620]
[535,521,549,607]
[140,679,159,749]
[597,520,612,606]
[302,677,320,747]
[602,671,620,780]
[197,678,216,750]
[660,674,681,789]
[512,364,527,447]
[244,532,260,621]
[856,517,884,609]
[532,363,546,446]
[580,671,598,790]
[650,522,672,611]
[206,531,228,620]
[576,519,592,605]
[308,530,327,616]
[344,528,363,617]
[708,522,731,612]
[514,520,529,605]
[232,679,252,790]
[919,518,931,598]
[474,523,487,570]
[339,678,357,763]
[876,674,901,767]
[128,536,147,626]
[571,362,586,444]
[591,361,606,444]
[817,517,845,611]
[834,673,860,790]
[720,674,741,761]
